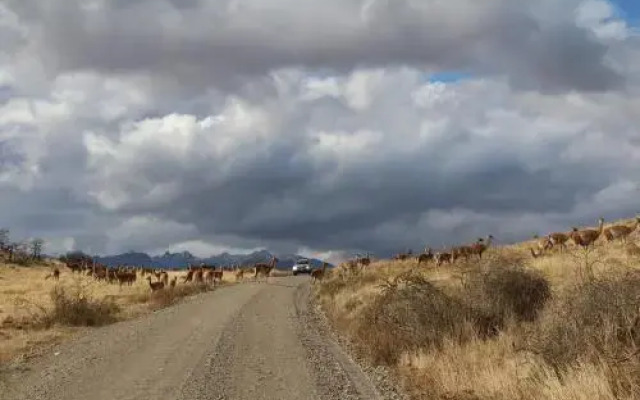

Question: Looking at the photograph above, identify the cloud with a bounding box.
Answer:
[160,240,263,259]
[3,0,629,94]
[79,69,640,254]
[0,1,639,258]
[103,216,200,255]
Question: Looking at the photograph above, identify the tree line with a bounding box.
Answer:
[0,228,45,264]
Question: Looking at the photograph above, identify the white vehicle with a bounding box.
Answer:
[291,258,312,276]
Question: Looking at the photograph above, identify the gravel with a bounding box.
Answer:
[0,276,406,400]
[301,284,411,400]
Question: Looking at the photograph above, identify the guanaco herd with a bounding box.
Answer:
[39,214,640,289]
[335,235,495,272]
[336,214,640,272]
[529,215,640,258]
[49,256,281,292]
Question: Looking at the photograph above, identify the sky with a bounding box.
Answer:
[612,0,640,24]
[1,0,639,263]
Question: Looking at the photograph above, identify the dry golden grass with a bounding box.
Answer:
[270,269,294,277]
[0,261,239,363]
[315,216,640,400]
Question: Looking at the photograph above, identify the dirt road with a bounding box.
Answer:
[0,276,382,400]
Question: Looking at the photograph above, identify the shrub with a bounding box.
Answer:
[469,264,551,323]
[44,286,120,327]
[353,273,501,365]
[528,272,640,396]
[316,275,349,299]
[148,283,210,310]
[316,270,380,299]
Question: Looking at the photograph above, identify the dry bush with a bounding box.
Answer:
[465,260,551,323]
[317,269,380,299]
[316,275,350,299]
[401,345,624,400]
[353,273,501,365]
[148,283,211,310]
[43,285,120,327]
[527,271,640,396]
[12,258,35,267]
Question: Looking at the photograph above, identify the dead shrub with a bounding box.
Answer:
[316,270,380,299]
[127,292,151,304]
[44,286,120,327]
[354,273,501,365]
[343,297,362,312]
[467,263,551,323]
[148,283,210,310]
[528,272,640,396]
[316,275,349,299]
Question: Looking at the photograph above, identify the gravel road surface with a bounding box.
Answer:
[0,276,383,400]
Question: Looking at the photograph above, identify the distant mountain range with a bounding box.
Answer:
[90,249,330,270]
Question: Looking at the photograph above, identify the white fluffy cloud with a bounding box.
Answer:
[0,0,639,257]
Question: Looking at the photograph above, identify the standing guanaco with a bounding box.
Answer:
[311,262,328,284]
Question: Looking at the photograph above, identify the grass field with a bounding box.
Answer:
[0,261,245,363]
[314,216,640,400]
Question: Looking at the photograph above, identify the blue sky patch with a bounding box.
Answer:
[611,0,640,25]
[428,71,472,83]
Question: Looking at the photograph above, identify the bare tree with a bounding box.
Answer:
[0,228,9,250]
[30,238,44,260]
[9,241,30,264]
[5,243,16,261]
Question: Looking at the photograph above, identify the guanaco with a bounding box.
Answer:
[214,268,224,281]
[417,248,434,265]
[532,235,553,254]
[311,262,328,284]
[570,217,604,248]
[160,271,169,286]
[435,251,452,266]
[182,270,194,283]
[44,267,60,281]
[547,232,570,252]
[254,256,278,282]
[146,276,165,291]
[394,249,412,261]
[453,244,474,262]
[603,216,640,244]
[235,267,245,282]
[470,235,494,258]
[358,253,371,268]
[193,269,204,284]
[204,270,214,285]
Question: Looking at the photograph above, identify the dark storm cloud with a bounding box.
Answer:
[152,149,612,254]
[497,23,624,92]
[80,71,640,255]
[0,186,103,245]
[5,0,625,93]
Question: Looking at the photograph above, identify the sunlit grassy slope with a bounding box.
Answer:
[315,215,640,400]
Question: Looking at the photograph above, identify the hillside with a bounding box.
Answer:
[314,215,640,400]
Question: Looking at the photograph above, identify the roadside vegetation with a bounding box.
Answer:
[314,215,640,400]
[0,241,245,363]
